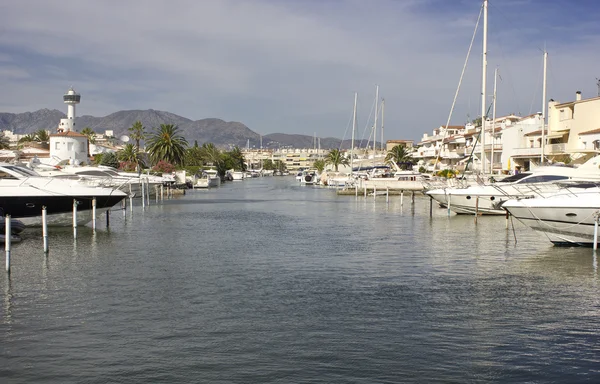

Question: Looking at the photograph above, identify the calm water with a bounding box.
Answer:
[2,177,600,383]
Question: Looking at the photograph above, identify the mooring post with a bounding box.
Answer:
[412,191,415,204]
[129,195,134,215]
[122,199,126,217]
[92,197,97,230]
[429,196,433,217]
[42,207,49,254]
[73,199,78,239]
[373,186,377,200]
[141,180,146,209]
[145,178,150,207]
[355,184,358,198]
[5,215,11,274]
[155,185,159,203]
[474,196,479,224]
[505,210,509,229]
[594,215,599,251]
[400,191,404,206]
[161,184,164,201]
[447,193,451,217]
[106,209,110,228]
[386,187,389,204]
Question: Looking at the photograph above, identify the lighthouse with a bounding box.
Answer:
[57,87,81,132]
[50,87,89,165]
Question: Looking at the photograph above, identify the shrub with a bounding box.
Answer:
[152,160,176,174]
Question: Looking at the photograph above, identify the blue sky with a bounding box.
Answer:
[1,0,599,142]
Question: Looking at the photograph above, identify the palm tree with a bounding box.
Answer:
[199,143,222,166]
[117,143,145,170]
[228,146,246,171]
[145,124,188,166]
[313,159,326,173]
[0,132,10,149]
[325,149,349,172]
[385,145,413,170]
[34,129,50,143]
[17,134,35,149]
[128,120,146,151]
[80,127,96,157]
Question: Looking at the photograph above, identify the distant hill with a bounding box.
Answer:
[0,109,377,150]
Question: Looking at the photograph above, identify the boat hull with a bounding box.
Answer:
[503,194,600,246]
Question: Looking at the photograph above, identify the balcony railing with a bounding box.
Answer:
[512,147,541,156]
[546,143,566,154]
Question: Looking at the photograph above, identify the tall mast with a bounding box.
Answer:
[381,98,385,152]
[541,50,548,164]
[374,85,379,154]
[491,67,498,175]
[480,0,488,174]
[351,92,357,171]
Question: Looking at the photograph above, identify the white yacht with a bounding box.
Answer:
[194,169,221,188]
[0,163,127,226]
[502,185,600,246]
[426,155,600,215]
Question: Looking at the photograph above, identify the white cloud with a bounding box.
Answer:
[0,0,599,141]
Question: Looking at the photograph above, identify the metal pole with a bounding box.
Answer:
[92,197,97,230]
[541,50,548,164]
[73,199,77,239]
[429,196,433,217]
[480,0,488,175]
[594,215,599,251]
[5,215,11,274]
[42,207,49,253]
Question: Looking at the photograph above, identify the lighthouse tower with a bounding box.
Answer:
[58,87,81,132]
[50,87,89,165]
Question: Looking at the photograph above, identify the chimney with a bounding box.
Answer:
[576,91,582,101]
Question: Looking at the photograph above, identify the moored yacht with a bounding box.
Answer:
[0,163,127,226]
[502,185,600,246]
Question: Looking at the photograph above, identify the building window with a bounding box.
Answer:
[55,142,60,150]
[68,142,73,151]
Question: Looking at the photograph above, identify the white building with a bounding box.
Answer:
[48,87,90,165]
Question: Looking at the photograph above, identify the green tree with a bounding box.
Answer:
[199,143,222,166]
[185,141,204,167]
[99,151,120,168]
[313,159,326,173]
[274,160,287,173]
[117,143,146,170]
[145,124,188,166]
[0,131,10,149]
[34,129,50,143]
[385,145,413,170]
[128,120,146,151]
[80,127,96,157]
[228,146,246,171]
[325,149,349,172]
[262,159,274,170]
[17,134,35,148]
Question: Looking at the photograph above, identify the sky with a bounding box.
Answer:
[1,0,600,142]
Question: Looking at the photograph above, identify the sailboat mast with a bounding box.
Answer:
[374,85,379,154]
[351,92,357,171]
[491,67,498,175]
[480,0,488,174]
[381,98,385,152]
[541,50,548,163]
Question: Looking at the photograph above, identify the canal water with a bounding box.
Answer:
[2,177,600,383]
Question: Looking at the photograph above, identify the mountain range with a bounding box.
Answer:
[0,109,372,150]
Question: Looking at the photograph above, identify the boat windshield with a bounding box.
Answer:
[3,165,40,177]
[496,172,532,183]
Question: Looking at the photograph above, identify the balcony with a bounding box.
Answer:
[546,143,566,154]
[512,147,541,156]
